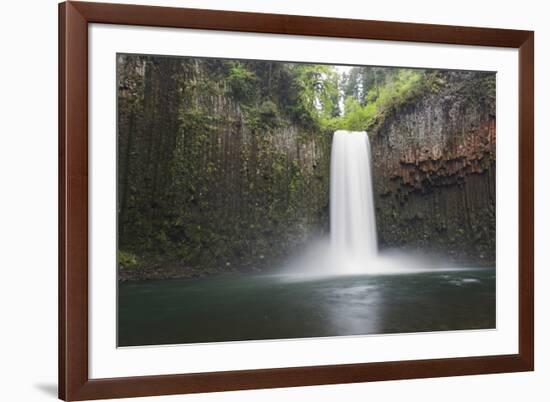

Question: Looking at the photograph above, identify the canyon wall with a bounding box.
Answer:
[117,56,331,276]
[369,71,496,265]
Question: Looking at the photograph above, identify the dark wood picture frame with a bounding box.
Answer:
[59,1,534,400]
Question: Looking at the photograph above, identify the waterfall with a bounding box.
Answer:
[285,129,431,277]
[330,130,378,273]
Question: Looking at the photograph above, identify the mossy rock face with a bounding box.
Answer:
[118,251,138,269]
[117,56,331,277]
[369,71,496,266]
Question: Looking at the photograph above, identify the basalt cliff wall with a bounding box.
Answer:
[369,71,496,265]
[117,56,331,278]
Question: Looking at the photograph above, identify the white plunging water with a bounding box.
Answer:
[330,130,378,273]
[285,129,442,277]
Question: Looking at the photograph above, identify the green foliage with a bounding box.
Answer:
[224,61,342,129]
[241,101,282,131]
[259,100,278,118]
[340,97,377,130]
[287,64,340,127]
[326,69,426,131]
[226,62,258,102]
[118,250,138,269]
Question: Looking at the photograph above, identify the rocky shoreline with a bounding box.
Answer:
[118,264,264,283]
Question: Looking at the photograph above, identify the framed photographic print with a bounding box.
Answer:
[59,1,534,400]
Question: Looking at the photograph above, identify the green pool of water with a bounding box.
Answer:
[118,268,496,347]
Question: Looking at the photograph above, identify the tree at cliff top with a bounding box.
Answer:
[321,67,441,132]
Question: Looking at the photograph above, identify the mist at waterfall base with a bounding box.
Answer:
[283,130,453,278]
[118,131,495,346]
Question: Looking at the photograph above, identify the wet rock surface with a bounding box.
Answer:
[370,71,496,265]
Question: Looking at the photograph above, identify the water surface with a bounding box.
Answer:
[118,267,495,346]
